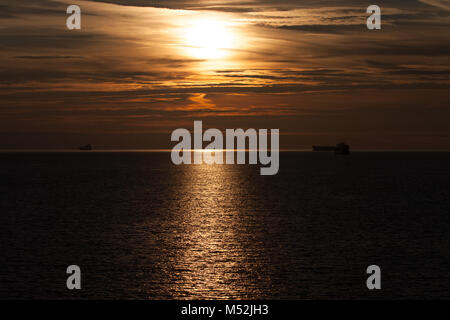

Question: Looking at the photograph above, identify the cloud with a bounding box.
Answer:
[419,0,450,11]
[187,93,216,110]
[88,1,424,11]
[15,55,82,59]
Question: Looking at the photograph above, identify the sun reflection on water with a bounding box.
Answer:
[166,159,260,299]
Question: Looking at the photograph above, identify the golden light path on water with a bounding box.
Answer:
[162,152,268,299]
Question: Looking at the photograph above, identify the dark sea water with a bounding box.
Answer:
[1,151,449,299]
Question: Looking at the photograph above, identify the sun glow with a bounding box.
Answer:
[184,19,235,59]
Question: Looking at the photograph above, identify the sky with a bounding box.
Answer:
[0,0,449,150]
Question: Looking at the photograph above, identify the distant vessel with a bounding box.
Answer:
[334,142,350,155]
[312,142,350,155]
[79,144,92,150]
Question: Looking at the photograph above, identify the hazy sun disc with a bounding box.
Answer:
[184,20,235,59]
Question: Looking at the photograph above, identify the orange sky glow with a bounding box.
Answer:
[0,0,449,149]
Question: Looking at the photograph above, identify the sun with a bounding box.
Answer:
[184,19,235,59]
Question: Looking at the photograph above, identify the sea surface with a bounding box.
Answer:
[1,151,449,299]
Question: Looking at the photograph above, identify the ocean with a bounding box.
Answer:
[1,151,449,299]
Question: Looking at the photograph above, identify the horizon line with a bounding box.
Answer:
[1,149,450,153]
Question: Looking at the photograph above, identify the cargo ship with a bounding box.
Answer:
[312,142,350,155]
